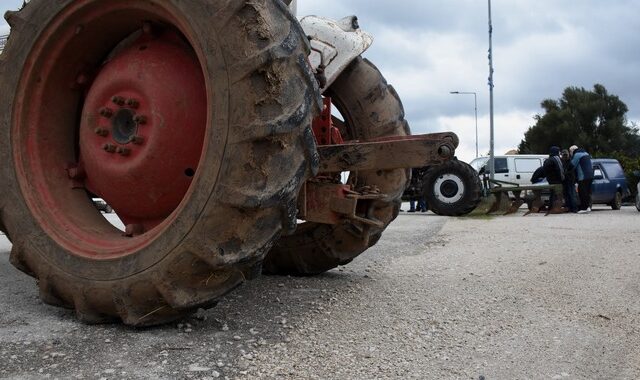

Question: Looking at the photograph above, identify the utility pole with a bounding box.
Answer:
[487,0,495,182]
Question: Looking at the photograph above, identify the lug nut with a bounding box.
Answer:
[99,107,113,118]
[124,224,144,237]
[116,147,131,156]
[125,98,140,108]
[111,96,125,106]
[66,165,86,180]
[133,115,147,124]
[94,127,109,137]
[103,143,117,153]
[131,135,145,145]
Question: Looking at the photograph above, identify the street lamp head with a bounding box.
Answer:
[450,91,460,94]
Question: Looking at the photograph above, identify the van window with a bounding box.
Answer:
[602,162,625,179]
[494,158,508,174]
[514,158,542,173]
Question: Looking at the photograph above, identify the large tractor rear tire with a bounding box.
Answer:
[0,0,320,326]
[263,57,410,275]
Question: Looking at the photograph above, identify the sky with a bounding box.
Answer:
[2,0,639,163]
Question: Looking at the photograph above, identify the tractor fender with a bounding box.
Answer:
[300,15,373,92]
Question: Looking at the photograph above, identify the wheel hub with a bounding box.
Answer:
[440,179,459,198]
[434,174,464,204]
[111,108,139,144]
[79,31,207,229]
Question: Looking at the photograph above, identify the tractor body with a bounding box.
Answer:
[0,0,463,325]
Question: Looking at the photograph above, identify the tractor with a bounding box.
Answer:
[0,0,464,325]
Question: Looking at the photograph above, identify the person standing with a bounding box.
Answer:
[414,167,429,212]
[416,197,428,212]
[543,146,565,212]
[570,145,594,213]
[561,149,578,213]
[406,168,424,212]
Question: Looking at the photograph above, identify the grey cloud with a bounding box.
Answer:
[299,0,640,122]
[2,1,638,153]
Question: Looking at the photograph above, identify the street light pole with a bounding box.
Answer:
[450,91,478,158]
[487,0,495,182]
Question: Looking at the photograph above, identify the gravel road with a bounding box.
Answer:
[1,205,639,379]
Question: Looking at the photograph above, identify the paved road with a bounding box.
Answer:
[1,205,639,379]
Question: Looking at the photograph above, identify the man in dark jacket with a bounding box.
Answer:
[405,168,428,212]
[543,146,565,210]
[570,145,594,213]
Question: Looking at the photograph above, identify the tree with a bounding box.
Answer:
[518,84,640,157]
[519,84,640,196]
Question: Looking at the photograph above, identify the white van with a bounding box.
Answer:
[469,155,547,186]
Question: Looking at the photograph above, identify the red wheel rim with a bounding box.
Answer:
[80,30,206,231]
[12,1,212,259]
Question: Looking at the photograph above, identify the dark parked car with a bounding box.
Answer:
[589,159,630,209]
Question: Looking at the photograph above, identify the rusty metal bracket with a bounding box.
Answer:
[298,181,386,227]
[316,132,458,172]
[312,97,344,146]
[300,131,460,226]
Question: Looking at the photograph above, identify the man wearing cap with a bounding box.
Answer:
[570,145,594,213]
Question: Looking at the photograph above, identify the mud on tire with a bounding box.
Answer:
[0,0,320,325]
[263,57,410,275]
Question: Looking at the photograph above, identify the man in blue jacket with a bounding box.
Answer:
[569,145,594,213]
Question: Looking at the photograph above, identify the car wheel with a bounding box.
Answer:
[611,191,622,210]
